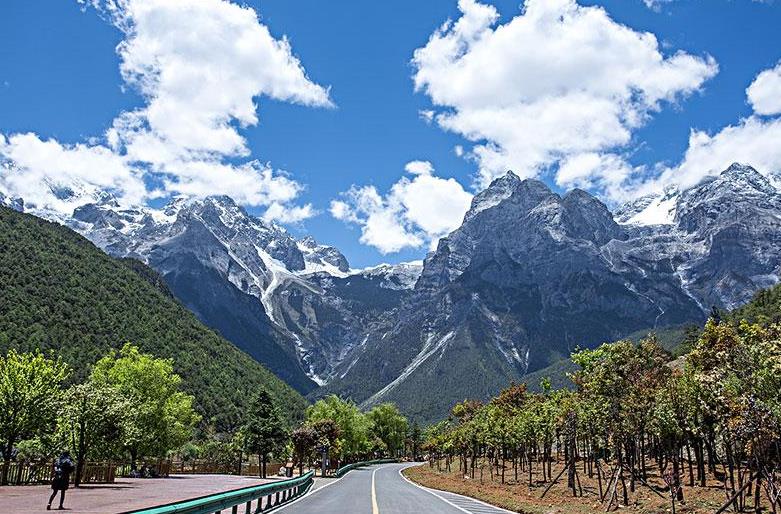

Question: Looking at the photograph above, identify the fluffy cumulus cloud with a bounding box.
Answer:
[412,0,718,194]
[0,133,147,213]
[747,62,781,116]
[0,0,331,220]
[630,63,781,195]
[330,161,473,254]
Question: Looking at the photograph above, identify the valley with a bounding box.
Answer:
[3,162,780,422]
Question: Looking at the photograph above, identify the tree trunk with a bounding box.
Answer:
[2,437,14,486]
[75,421,86,487]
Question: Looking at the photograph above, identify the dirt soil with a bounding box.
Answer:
[403,459,730,514]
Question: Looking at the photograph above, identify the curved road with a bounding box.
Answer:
[276,463,512,514]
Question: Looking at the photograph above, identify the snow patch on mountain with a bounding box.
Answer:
[616,186,679,226]
[357,261,423,290]
[464,171,520,221]
[362,330,455,407]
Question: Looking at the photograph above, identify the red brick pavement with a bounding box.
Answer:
[0,474,278,514]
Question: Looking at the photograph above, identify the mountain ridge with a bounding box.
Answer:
[3,162,781,421]
[0,205,308,429]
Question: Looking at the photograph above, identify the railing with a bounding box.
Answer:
[116,461,171,478]
[116,460,284,478]
[1,460,116,485]
[239,462,284,477]
[334,458,397,477]
[121,470,314,514]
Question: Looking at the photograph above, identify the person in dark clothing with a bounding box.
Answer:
[47,452,75,510]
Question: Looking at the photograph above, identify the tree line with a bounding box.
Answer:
[234,392,421,478]
[0,343,200,486]
[1,342,422,486]
[422,316,781,513]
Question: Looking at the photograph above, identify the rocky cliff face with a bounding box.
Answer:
[62,194,418,391]
[3,162,780,421]
[47,195,350,392]
[320,171,714,420]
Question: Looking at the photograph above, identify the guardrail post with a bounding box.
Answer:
[265,494,272,510]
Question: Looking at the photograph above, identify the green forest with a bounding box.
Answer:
[0,206,307,430]
[0,341,417,486]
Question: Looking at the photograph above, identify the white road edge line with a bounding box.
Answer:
[397,463,517,514]
[397,464,471,514]
[371,466,381,514]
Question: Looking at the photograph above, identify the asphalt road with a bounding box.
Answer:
[276,463,513,514]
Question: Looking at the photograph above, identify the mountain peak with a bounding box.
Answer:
[718,162,776,195]
[297,236,350,274]
[464,171,526,221]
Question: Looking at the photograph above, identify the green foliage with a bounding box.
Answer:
[730,283,781,326]
[0,349,69,483]
[306,395,371,461]
[296,397,411,465]
[241,389,288,477]
[0,207,307,429]
[58,379,131,484]
[423,311,781,510]
[366,403,408,457]
[91,344,200,462]
[688,320,781,455]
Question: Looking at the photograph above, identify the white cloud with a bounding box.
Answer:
[556,153,637,200]
[641,0,672,10]
[747,61,781,116]
[0,133,146,211]
[627,62,781,196]
[262,202,316,224]
[412,0,718,188]
[1,0,331,218]
[330,162,473,254]
[647,117,781,193]
[99,0,331,162]
[404,160,434,175]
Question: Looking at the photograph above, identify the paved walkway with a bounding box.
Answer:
[0,474,277,513]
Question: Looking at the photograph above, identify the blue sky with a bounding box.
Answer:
[1,0,781,267]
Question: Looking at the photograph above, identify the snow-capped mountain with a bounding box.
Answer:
[2,162,780,421]
[0,190,23,212]
[2,190,419,391]
[319,163,781,420]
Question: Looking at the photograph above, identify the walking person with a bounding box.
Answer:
[47,451,75,510]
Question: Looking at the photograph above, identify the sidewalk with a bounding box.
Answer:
[0,474,275,514]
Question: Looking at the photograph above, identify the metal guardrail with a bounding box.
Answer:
[122,471,314,514]
[334,458,397,477]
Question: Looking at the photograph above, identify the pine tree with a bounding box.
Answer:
[242,390,288,478]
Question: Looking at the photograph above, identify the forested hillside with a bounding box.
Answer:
[731,283,781,325]
[0,207,307,430]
